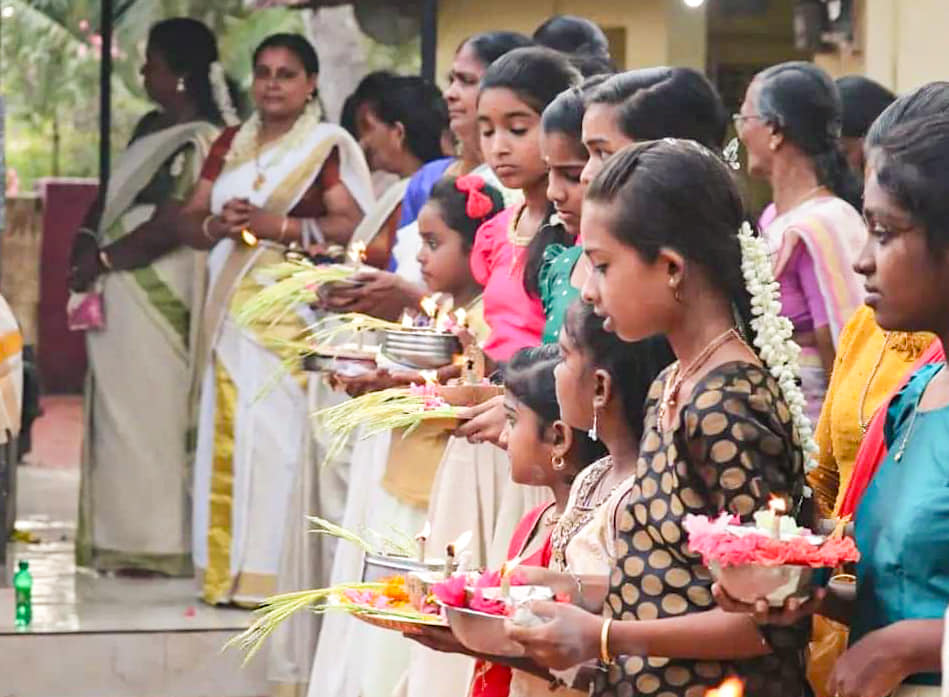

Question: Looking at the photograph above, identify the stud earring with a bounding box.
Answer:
[176,77,186,93]
[769,141,778,152]
[588,408,599,441]
[552,455,566,471]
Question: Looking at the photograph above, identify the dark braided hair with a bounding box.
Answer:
[480,47,582,299]
[585,139,756,344]
[865,81,949,149]
[755,61,861,209]
[149,18,236,125]
[588,67,728,149]
[253,33,325,116]
[563,300,674,442]
[426,175,505,249]
[870,114,949,255]
[504,344,606,471]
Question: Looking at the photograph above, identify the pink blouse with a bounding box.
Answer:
[470,206,545,361]
[776,243,829,334]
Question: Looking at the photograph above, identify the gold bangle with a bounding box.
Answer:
[202,215,217,241]
[599,618,614,664]
[279,216,290,244]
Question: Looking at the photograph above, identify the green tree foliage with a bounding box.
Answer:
[1,0,304,188]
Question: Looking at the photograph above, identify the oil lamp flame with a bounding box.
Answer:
[419,370,438,386]
[420,295,438,319]
[400,311,414,329]
[500,553,524,596]
[415,520,431,542]
[348,241,367,265]
[705,677,744,697]
[454,307,468,328]
[240,229,259,247]
[769,496,787,515]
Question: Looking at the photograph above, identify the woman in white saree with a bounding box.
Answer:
[69,19,237,576]
[179,33,374,608]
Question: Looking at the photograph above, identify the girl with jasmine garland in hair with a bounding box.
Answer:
[70,18,237,576]
[507,140,813,697]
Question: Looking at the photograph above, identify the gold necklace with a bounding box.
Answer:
[657,328,751,429]
[253,137,267,191]
[507,203,533,246]
[507,204,532,277]
[857,332,892,434]
[550,457,615,569]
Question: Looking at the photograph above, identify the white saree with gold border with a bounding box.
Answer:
[192,119,373,607]
[78,120,218,575]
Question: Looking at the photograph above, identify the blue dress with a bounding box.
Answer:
[853,362,949,687]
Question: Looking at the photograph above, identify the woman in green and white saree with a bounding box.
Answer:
[69,18,238,577]
[179,33,374,606]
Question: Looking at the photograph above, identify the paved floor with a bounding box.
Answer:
[2,395,253,635]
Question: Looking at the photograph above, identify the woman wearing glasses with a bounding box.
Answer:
[735,61,865,424]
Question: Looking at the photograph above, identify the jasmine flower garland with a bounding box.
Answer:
[737,222,818,490]
[209,61,240,126]
[224,99,324,167]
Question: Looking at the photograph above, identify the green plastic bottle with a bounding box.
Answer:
[14,560,32,628]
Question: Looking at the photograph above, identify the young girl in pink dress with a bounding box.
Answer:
[470,46,581,365]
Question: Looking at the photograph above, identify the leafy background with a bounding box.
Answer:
[1,1,420,190]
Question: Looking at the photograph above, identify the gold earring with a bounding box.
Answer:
[176,77,186,93]
[552,455,566,471]
[670,281,682,303]
[588,407,598,441]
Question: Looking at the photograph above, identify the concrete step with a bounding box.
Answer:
[0,628,268,697]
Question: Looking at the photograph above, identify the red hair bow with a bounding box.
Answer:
[455,174,495,220]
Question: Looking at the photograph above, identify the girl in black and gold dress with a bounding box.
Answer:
[507,139,813,697]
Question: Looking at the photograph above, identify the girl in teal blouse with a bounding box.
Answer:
[538,77,607,344]
[853,362,949,689]
[716,113,949,697]
[539,68,730,343]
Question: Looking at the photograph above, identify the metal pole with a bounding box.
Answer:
[99,0,113,196]
[421,0,437,82]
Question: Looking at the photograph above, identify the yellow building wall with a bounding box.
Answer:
[816,0,949,92]
[436,0,706,80]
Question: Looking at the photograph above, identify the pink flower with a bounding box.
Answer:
[78,19,90,32]
[433,574,466,607]
[469,589,510,616]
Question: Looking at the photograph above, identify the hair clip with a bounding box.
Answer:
[455,175,494,219]
[723,137,742,171]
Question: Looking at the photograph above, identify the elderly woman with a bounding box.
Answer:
[736,62,866,424]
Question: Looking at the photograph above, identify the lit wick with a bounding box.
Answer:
[348,241,367,271]
[415,521,431,563]
[769,496,787,541]
[443,530,472,578]
[500,553,523,599]
[420,296,438,327]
